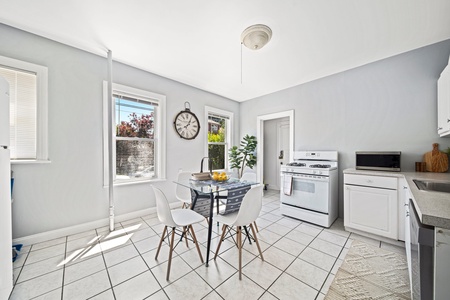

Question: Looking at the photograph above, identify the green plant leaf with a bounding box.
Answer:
[228,135,257,178]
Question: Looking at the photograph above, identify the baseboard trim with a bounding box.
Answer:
[13,202,180,246]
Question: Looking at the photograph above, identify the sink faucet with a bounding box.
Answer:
[200,157,212,173]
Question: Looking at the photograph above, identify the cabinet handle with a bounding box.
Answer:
[438,229,444,234]
[438,127,443,130]
[406,212,410,217]
[403,186,407,189]
[447,119,450,123]
[404,203,409,206]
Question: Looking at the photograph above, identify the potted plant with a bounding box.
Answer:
[229,134,257,178]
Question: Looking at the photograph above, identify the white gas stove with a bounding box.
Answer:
[280,151,338,227]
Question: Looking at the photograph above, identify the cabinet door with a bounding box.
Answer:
[438,67,450,136]
[435,227,450,300]
[344,185,398,239]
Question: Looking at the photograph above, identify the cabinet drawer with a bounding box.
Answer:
[344,174,397,189]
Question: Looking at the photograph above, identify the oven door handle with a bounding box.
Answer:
[291,175,328,182]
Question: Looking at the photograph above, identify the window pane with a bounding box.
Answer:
[0,66,37,159]
[208,144,225,170]
[208,115,226,142]
[116,140,154,180]
[115,97,154,138]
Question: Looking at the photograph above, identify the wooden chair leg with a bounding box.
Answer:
[166,227,176,281]
[253,221,259,232]
[183,226,189,247]
[214,224,228,260]
[155,226,167,260]
[250,223,264,261]
[237,226,242,280]
[189,225,204,263]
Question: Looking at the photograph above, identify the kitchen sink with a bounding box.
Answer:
[413,179,450,194]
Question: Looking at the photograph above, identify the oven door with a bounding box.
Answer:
[280,173,330,213]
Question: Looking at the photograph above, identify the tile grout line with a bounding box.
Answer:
[96,227,118,300]
[128,217,171,300]
[60,235,68,300]
[257,223,321,298]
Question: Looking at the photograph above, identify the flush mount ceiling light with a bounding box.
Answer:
[241,24,272,50]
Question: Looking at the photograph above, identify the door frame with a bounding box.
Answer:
[256,110,294,186]
[275,119,290,190]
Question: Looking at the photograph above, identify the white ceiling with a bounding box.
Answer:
[1,1,450,102]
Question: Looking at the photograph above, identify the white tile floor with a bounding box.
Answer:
[9,190,406,300]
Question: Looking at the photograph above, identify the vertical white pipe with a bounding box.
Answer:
[107,50,115,232]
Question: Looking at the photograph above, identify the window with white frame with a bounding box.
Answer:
[0,55,48,161]
[103,82,166,185]
[205,106,233,171]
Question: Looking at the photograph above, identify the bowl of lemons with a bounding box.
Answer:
[212,172,229,182]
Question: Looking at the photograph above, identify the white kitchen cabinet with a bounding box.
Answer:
[344,174,398,239]
[434,227,450,299]
[437,60,450,137]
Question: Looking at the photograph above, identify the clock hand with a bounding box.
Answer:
[184,118,192,128]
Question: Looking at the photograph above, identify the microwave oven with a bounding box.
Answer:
[355,151,401,172]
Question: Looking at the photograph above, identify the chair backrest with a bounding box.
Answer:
[176,171,192,202]
[153,186,177,227]
[233,185,264,227]
[240,172,256,183]
[220,185,251,215]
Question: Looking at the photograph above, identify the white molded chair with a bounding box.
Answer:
[239,173,260,232]
[153,186,204,280]
[176,171,193,209]
[240,172,256,183]
[214,185,264,280]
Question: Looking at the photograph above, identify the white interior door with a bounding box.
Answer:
[276,120,290,190]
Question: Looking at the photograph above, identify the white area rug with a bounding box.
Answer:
[325,240,411,299]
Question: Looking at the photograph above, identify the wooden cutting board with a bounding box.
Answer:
[423,143,449,172]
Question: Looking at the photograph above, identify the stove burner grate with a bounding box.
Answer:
[287,162,306,167]
[309,164,331,169]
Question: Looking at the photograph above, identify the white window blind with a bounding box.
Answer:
[0,66,37,159]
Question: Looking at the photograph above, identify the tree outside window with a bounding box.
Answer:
[208,115,227,170]
[115,96,156,180]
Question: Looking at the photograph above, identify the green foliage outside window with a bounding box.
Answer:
[208,127,226,170]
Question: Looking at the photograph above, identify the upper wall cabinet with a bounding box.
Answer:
[438,58,450,137]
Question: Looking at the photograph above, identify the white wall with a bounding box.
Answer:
[0,24,240,239]
[241,39,450,216]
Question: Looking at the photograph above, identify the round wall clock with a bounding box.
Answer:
[173,102,200,140]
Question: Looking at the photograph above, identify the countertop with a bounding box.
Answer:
[344,168,450,229]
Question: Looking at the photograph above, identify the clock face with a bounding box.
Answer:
[174,110,200,140]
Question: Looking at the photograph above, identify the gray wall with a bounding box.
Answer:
[241,39,450,216]
[0,24,240,239]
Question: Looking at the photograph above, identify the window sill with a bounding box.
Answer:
[11,159,51,165]
[103,178,166,188]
